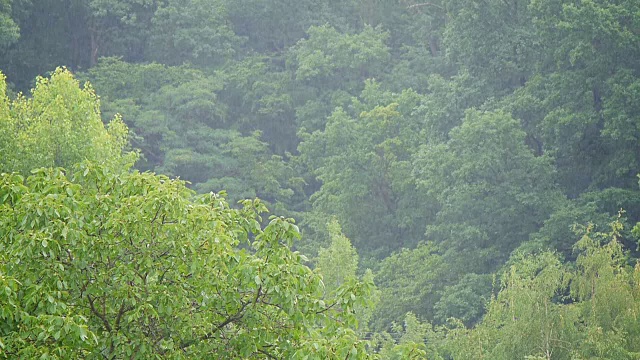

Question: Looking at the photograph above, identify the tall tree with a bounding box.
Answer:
[413,110,563,273]
[0,164,376,359]
[0,0,19,48]
[290,25,390,133]
[0,68,134,175]
[443,0,538,93]
[299,82,431,259]
[500,0,640,195]
[448,221,640,360]
[147,0,241,67]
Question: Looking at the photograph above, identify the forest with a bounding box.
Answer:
[1,0,640,358]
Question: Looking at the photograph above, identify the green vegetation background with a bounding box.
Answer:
[1,0,640,358]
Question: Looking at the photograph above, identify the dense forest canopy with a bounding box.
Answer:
[1,0,640,358]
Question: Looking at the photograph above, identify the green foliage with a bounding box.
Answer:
[147,0,241,67]
[84,59,300,206]
[0,68,135,176]
[0,0,19,48]
[299,82,430,258]
[316,220,379,332]
[529,199,614,259]
[0,0,91,91]
[570,221,640,360]
[0,164,375,359]
[224,0,357,53]
[414,109,563,272]
[2,0,640,354]
[433,273,492,327]
[374,313,432,360]
[225,58,300,154]
[288,24,391,136]
[292,25,389,86]
[495,0,640,194]
[414,70,486,142]
[316,220,359,294]
[87,0,157,62]
[445,221,640,360]
[448,251,577,360]
[444,0,537,93]
[373,243,446,330]
[381,1,450,93]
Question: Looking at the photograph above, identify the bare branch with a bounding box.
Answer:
[87,295,112,332]
[407,2,444,10]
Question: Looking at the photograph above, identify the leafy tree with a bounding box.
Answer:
[299,82,430,259]
[83,59,300,207]
[443,0,537,93]
[373,243,447,330]
[382,0,450,92]
[147,0,241,67]
[0,0,19,48]
[447,251,577,360]
[374,313,432,360]
[570,221,640,359]
[433,273,492,327]
[86,0,158,64]
[219,56,299,154]
[316,219,379,331]
[413,70,486,142]
[80,59,201,170]
[413,109,564,274]
[502,70,640,196]
[224,0,352,53]
[0,0,91,91]
[291,25,389,89]
[527,199,613,260]
[290,25,390,132]
[445,220,640,360]
[0,164,376,359]
[494,0,640,195]
[316,220,359,294]
[0,68,134,176]
[3,0,640,355]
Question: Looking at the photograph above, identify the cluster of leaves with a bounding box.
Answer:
[0,68,134,175]
[0,164,379,359]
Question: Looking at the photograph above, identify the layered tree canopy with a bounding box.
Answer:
[1,0,640,358]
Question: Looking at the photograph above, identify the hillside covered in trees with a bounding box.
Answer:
[1,0,640,358]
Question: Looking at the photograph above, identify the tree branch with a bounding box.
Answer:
[87,295,112,332]
[179,299,251,350]
[407,2,444,10]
